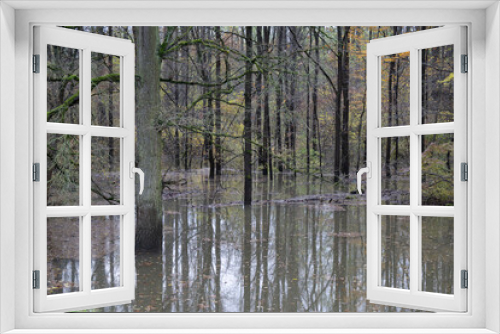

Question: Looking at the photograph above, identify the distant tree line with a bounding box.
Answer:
[47,26,455,250]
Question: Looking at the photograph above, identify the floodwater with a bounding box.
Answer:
[47,172,453,313]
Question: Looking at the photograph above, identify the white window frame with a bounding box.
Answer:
[1,1,499,333]
[365,26,467,312]
[33,26,136,313]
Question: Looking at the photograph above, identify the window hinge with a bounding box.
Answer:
[461,54,468,73]
[461,162,468,181]
[461,270,468,289]
[33,163,40,182]
[33,54,40,73]
[32,270,40,289]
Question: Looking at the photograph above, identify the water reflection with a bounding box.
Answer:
[79,173,443,313]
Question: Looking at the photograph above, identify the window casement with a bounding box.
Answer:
[362,25,468,312]
[33,26,139,312]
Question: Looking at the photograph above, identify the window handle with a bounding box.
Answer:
[357,162,372,195]
[129,162,145,195]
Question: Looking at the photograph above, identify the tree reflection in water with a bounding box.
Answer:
[69,173,453,313]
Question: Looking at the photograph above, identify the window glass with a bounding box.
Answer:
[421,45,454,124]
[47,45,80,124]
[47,217,80,295]
[381,52,410,127]
[91,52,121,127]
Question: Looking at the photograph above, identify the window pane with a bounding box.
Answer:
[381,52,410,127]
[91,216,121,290]
[47,45,80,124]
[422,134,454,206]
[91,52,120,127]
[381,215,410,290]
[91,137,120,205]
[47,134,80,206]
[421,45,454,124]
[47,217,80,295]
[421,217,453,294]
[381,137,410,205]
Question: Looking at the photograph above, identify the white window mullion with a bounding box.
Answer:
[409,47,420,294]
[366,40,380,300]
[413,123,455,135]
[90,126,130,138]
[372,205,411,215]
[82,214,91,294]
[372,126,411,138]
[453,26,468,310]
[33,27,48,308]
[81,47,92,295]
[122,50,136,295]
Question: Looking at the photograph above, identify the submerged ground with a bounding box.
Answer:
[46,170,452,313]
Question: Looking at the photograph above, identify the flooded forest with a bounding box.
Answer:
[46,26,455,312]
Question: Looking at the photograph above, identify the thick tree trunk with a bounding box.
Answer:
[134,26,163,251]
[244,26,253,205]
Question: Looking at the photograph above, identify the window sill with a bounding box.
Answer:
[3,330,498,334]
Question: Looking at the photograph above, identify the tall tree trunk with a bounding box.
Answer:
[198,27,215,179]
[255,27,263,171]
[275,26,284,173]
[306,28,311,175]
[283,27,297,174]
[244,26,253,205]
[385,52,396,177]
[283,29,291,172]
[334,26,343,182]
[173,28,181,169]
[312,27,322,176]
[289,27,298,176]
[207,98,215,179]
[215,26,223,176]
[134,26,163,251]
[262,27,272,179]
[183,27,191,171]
[340,27,351,177]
